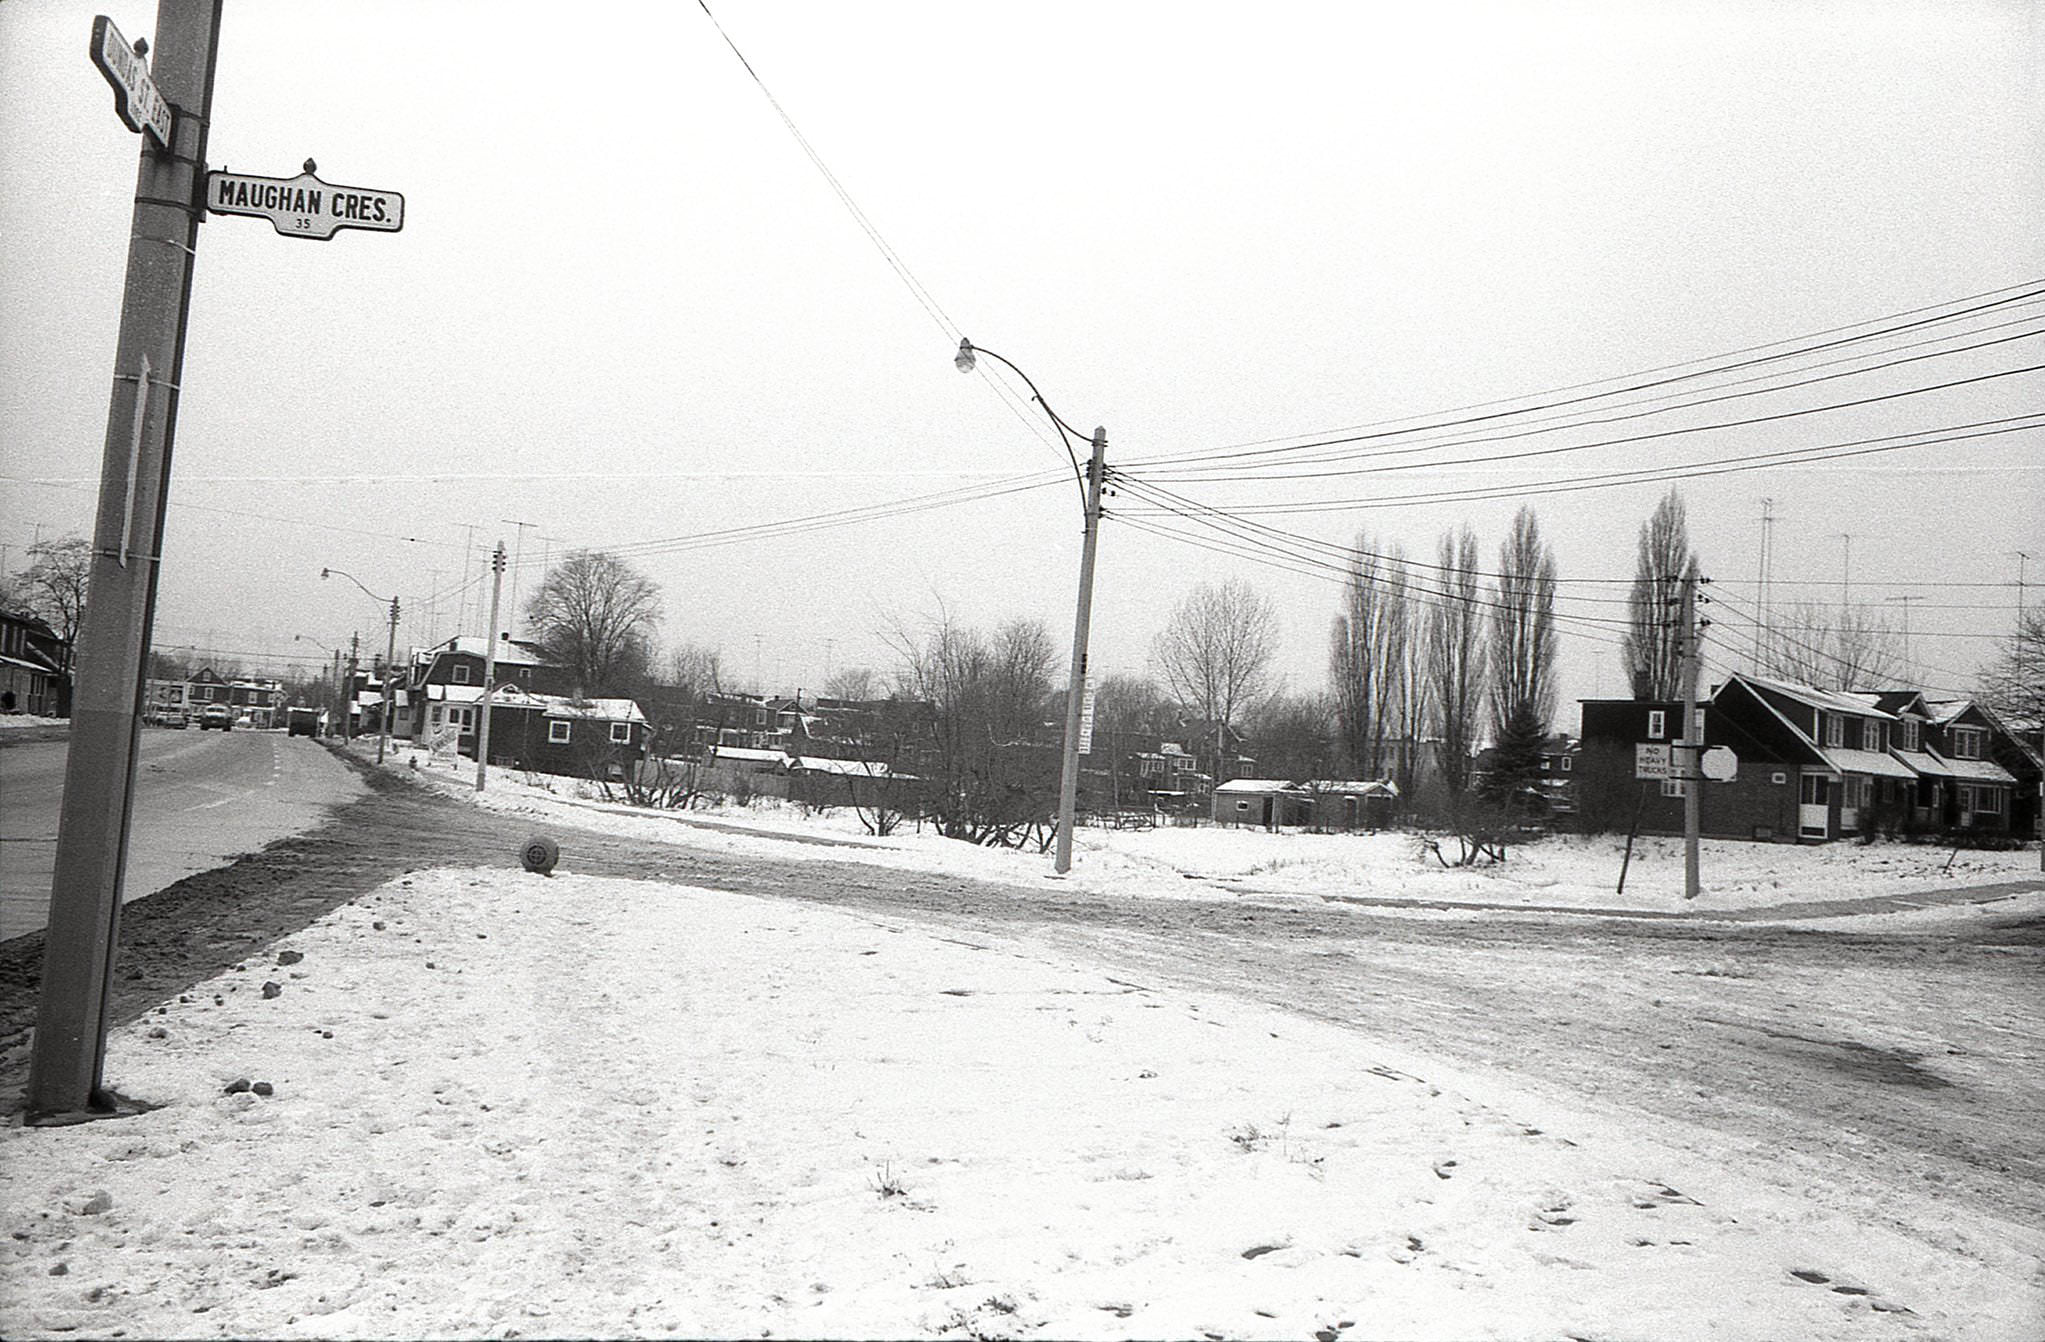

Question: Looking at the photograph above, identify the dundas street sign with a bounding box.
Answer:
[90,15,173,150]
[206,165,405,240]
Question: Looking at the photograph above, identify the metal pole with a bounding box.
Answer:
[28,0,224,1123]
[1054,428,1108,875]
[343,632,358,743]
[1680,560,1703,900]
[379,598,398,764]
[475,543,505,791]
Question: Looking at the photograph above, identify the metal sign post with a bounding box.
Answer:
[30,2,223,1124]
[31,5,408,1124]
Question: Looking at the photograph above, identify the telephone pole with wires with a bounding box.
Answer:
[1678,561,1709,900]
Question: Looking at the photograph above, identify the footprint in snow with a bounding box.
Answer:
[1788,1268,1912,1315]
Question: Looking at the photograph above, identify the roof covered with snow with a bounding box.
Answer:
[1733,673,1896,720]
[1818,747,1916,781]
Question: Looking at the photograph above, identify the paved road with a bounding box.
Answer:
[0,727,366,941]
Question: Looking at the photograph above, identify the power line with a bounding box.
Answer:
[1122,365,2045,489]
[1115,414,2043,515]
[1117,280,2045,470]
[1129,329,2044,483]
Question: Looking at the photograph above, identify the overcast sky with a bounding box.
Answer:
[3,0,2040,711]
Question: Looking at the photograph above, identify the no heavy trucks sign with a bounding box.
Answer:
[206,167,404,240]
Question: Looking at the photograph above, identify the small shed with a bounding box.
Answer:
[1213,778,1314,830]
[1304,778,1400,830]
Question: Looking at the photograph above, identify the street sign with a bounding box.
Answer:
[1700,745,1739,782]
[206,165,405,240]
[90,16,173,150]
[1076,677,1097,755]
[1635,743,1671,780]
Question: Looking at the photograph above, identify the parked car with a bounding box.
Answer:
[162,709,188,729]
[198,704,234,731]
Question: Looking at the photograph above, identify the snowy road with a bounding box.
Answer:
[0,727,366,940]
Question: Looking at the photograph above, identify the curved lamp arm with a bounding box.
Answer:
[319,566,390,607]
[955,338,1090,510]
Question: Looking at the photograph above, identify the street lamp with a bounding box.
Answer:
[320,568,401,763]
[954,337,1107,875]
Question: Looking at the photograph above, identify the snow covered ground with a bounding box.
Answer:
[406,744,2042,916]
[7,868,2038,1340]
[3,745,2040,1339]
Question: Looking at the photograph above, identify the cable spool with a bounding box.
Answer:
[520,835,559,875]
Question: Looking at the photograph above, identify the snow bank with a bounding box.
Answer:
[392,745,2041,917]
[6,869,2033,1339]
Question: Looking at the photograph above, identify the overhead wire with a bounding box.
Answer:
[1116,279,2045,471]
[1126,329,2045,482]
[1114,413,2045,515]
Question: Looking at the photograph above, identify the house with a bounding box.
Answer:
[185,666,230,708]
[227,677,283,728]
[0,608,69,716]
[470,685,652,777]
[409,634,574,752]
[1577,672,2021,843]
[1921,699,2026,835]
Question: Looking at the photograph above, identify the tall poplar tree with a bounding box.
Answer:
[1623,490,1693,699]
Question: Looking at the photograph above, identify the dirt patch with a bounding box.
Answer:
[1753,1027,1954,1090]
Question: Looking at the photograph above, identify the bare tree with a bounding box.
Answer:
[1152,579,1277,781]
[1761,601,1903,689]
[1623,490,1692,699]
[1244,690,1338,781]
[823,666,880,700]
[524,549,663,696]
[1486,508,1559,809]
[1426,526,1487,803]
[19,537,90,675]
[662,642,722,701]
[1329,537,1409,780]
[1978,609,2045,726]
[887,610,1059,847]
[1088,672,1173,809]
[1395,581,1432,803]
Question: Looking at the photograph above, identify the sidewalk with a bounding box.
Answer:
[2,865,2035,1340]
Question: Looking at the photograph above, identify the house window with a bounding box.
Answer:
[754,709,768,727]
[1646,710,1666,740]
[610,722,631,744]
[1861,720,1881,752]
[1825,715,1845,748]
[1950,727,1984,760]
[1559,756,1572,772]
[452,664,471,685]
[548,720,572,744]
[1800,774,1831,805]
[1973,786,2002,815]
[455,708,474,730]
[1900,720,1920,752]
[1771,771,1787,785]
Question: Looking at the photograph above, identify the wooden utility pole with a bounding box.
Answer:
[475,543,505,791]
[29,1,225,1122]
[1679,561,1703,901]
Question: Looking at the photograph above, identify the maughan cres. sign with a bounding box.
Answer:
[206,166,405,241]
